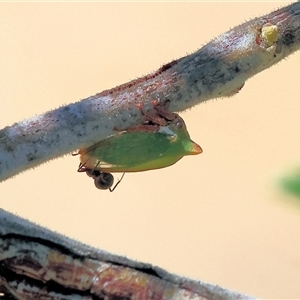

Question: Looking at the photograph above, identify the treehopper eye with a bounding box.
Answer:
[76,113,202,191]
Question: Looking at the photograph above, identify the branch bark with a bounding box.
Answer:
[0,208,255,300]
[1,2,299,182]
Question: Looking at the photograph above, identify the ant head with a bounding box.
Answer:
[94,172,114,190]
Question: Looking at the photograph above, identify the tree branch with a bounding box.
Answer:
[0,208,255,300]
[1,2,299,182]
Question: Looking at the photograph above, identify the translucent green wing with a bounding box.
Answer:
[79,115,202,173]
[88,131,175,169]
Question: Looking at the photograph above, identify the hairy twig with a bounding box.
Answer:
[0,2,299,182]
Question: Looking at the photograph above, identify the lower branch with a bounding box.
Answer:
[0,209,256,300]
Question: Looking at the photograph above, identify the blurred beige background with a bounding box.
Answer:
[1,2,300,299]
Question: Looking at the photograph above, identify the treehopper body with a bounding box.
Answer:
[79,115,202,174]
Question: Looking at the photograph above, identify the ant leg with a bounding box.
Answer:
[136,99,177,127]
[152,99,177,122]
[109,173,125,192]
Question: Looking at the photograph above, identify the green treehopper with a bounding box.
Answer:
[77,114,202,191]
